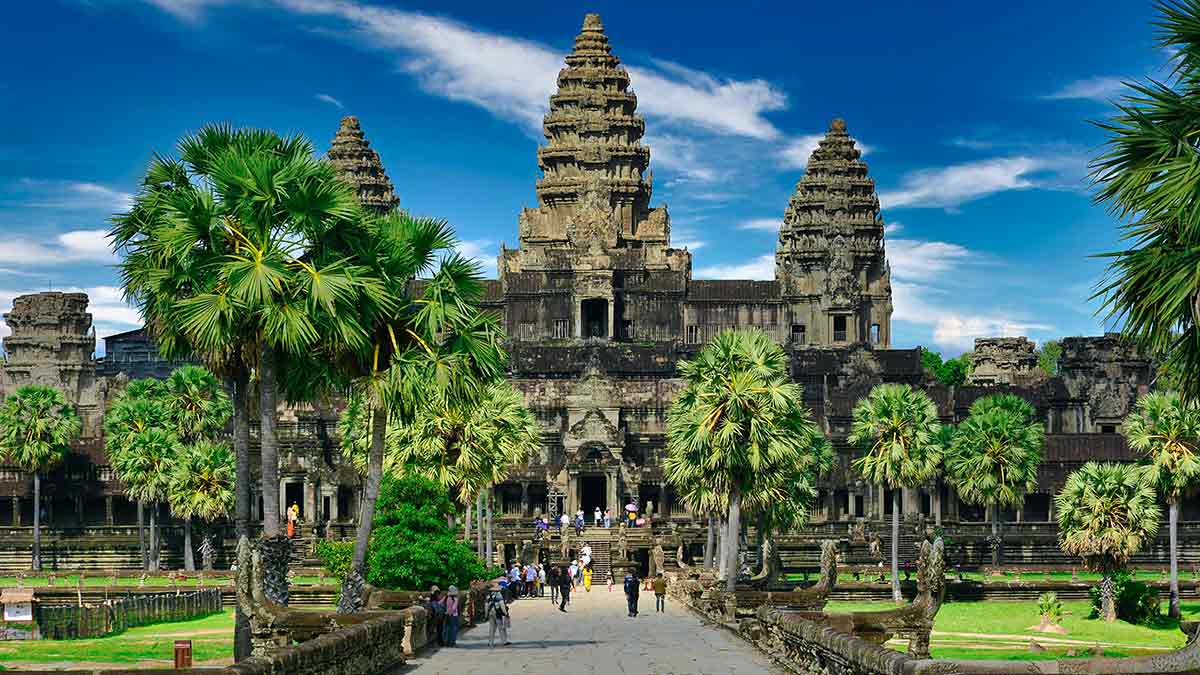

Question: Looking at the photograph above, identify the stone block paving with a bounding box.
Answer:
[409,587,782,674]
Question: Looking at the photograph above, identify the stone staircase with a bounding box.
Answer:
[579,529,612,582]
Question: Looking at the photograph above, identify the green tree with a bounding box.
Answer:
[1123,391,1200,618]
[1037,340,1062,376]
[1056,462,1160,622]
[849,383,942,602]
[920,348,971,386]
[945,394,1044,568]
[111,125,383,545]
[110,427,178,571]
[1091,1,1200,403]
[0,386,81,571]
[168,441,235,571]
[103,381,170,569]
[664,329,829,592]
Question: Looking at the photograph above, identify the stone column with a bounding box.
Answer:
[607,471,618,515]
[329,488,340,523]
[520,481,530,517]
[826,489,838,522]
[303,477,316,522]
[105,496,114,526]
[566,473,578,518]
[75,495,83,527]
[12,497,19,526]
[932,489,942,525]
[278,479,288,525]
[1046,496,1054,523]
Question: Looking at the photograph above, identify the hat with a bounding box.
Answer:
[429,584,441,593]
[448,585,459,597]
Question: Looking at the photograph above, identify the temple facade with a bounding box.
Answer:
[0,13,1177,571]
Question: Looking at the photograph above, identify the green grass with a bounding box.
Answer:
[818,599,1197,660]
[0,610,234,666]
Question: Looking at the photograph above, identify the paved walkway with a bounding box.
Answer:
[408,587,781,674]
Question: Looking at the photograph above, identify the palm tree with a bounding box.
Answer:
[849,383,942,603]
[110,428,178,571]
[103,380,171,569]
[168,441,235,571]
[1091,1,1200,402]
[111,125,383,542]
[163,365,232,445]
[1123,391,1200,618]
[1056,462,1160,622]
[0,386,81,571]
[664,329,829,592]
[945,394,1044,568]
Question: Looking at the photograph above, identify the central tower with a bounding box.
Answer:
[499,13,691,343]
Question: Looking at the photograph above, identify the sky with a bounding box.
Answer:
[0,0,1170,355]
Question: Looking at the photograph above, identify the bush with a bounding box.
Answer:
[1088,571,1162,625]
[314,540,353,580]
[1038,591,1062,625]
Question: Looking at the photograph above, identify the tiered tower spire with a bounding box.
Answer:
[327,116,399,214]
[775,119,892,346]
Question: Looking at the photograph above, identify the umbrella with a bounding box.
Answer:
[625,503,637,512]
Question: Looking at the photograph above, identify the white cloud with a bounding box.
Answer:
[315,93,344,109]
[879,157,1042,210]
[0,229,115,266]
[737,218,780,232]
[931,315,1052,353]
[778,132,871,170]
[886,239,971,283]
[453,239,497,277]
[695,254,775,280]
[0,285,142,343]
[1042,76,1125,102]
[141,0,228,23]
[884,221,902,235]
[16,179,133,212]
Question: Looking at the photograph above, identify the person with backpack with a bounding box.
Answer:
[623,570,640,617]
[486,584,510,648]
[557,565,572,612]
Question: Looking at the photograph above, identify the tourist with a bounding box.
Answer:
[486,583,510,647]
[627,507,637,528]
[607,571,614,592]
[509,563,522,597]
[557,566,572,612]
[524,564,537,597]
[537,564,547,597]
[568,560,578,590]
[644,572,653,591]
[583,564,593,592]
[623,570,640,617]
[287,502,299,538]
[594,506,602,527]
[429,587,446,646]
[443,586,460,646]
[653,573,667,613]
[574,511,584,536]
[603,509,611,528]
[548,566,560,604]
[559,512,569,535]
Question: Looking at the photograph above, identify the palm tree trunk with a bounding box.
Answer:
[726,487,741,592]
[705,515,715,568]
[891,488,901,603]
[32,472,41,572]
[137,500,146,570]
[350,406,386,573]
[465,494,472,543]
[183,518,194,572]
[485,488,494,566]
[934,480,942,528]
[259,343,281,538]
[230,372,252,663]
[1170,498,1181,619]
[476,491,484,556]
[1101,571,1117,622]
[991,503,1001,568]
[149,503,159,571]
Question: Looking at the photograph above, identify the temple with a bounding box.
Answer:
[0,13,1181,574]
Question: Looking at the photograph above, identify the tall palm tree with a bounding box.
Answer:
[1056,462,1160,622]
[168,440,235,571]
[110,428,178,571]
[664,329,829,592]
[103,382,171,569]
[111,125,384,542]
[163,365,232,445]
[945,394,1044,568]
[849,383,942,602]
[1123,391,1200,618]
[1092,1,1200,402]
[0,386,81,571]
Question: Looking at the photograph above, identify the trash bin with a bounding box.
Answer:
[174,639,192,668]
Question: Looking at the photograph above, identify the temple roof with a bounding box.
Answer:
[328,115,400,215]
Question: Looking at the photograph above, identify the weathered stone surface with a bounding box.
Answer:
[327,115,399,215]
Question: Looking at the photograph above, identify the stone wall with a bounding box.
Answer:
[35,588,221,639]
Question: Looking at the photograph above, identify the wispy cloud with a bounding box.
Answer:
[0,229,115,266]
[778,132,871,169]
[315,93,344,109]
[737,218,780,232]
[0,285,141,342]
[453,239,497,276]
[14,179,133,212]
[1042,76,1125,102]
[879,157,1042,210]
[141,0,229,23]
[696,254,775,280]
[884,221,902,235]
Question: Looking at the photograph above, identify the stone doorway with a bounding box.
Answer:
[582,298,607,338]
[580,474,607,514]
[285,482,304,519]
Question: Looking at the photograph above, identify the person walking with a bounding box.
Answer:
[549,566,560,604]
[568,560,578,591]
[557,566,572,612]
[594,506,602,528]
[524,564,537,598]
[486,584,510,647]
[653,573,667,613]
[603,509,611,528]
[607,571,614,592]
[574,512,584,536]
[583,564,593,592]
[444,586,461,646]
[537,564,546,597]
[429,587,446,646]
[509,563,522,598]
[559,512,569,535]
[623,570,640,617]
[286,502,299,538]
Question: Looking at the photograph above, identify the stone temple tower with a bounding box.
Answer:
[327,116,400,215]
[499,13,691,343]
[775,119,892,347]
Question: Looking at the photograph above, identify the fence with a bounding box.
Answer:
[35,588,222,639]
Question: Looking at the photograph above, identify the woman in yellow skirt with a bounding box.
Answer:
[583,565,593,592]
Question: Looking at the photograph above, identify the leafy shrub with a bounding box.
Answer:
[1088,571,1162,625]
[314,540,353,580]
[1038,591,1062,625]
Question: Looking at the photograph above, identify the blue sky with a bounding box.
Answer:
[0,0,1168,354]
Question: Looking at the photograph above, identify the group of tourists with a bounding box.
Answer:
[507,562,546,598]
[427,585,462,647]
[621,571,668,617]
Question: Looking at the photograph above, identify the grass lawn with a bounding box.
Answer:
[819,599,1198,660]
[0,610,234,667]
